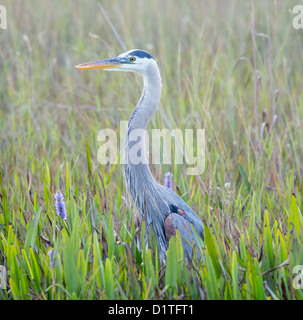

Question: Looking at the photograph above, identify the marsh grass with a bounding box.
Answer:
[0,0,302,300]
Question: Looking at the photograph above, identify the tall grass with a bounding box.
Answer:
[0,0,302,300]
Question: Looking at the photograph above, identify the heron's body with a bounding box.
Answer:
[76,49,204,264]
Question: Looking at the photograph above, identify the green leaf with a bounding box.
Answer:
[9,278,20,300]
[24,208,42,254]
[77,249,87,291]
[204,253,220,299]
[62,229,79,297]
[0,176,9,228]
[204,223,221,278]
[289,193,302,237]
[104,258,115,299]
[238,164,251,193]
[144,249,157,293]
[93,233,104,291]
[231,251,240,300]
[239,233,247,264]
[122,242,141,299]
[86,140,92,178]
[29,247,41,291]
[21,249,34,280]
[263,208,274,268]
[165,233,178,291]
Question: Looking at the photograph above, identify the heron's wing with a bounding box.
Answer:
[164,212,202,261]
[159,185,204,241]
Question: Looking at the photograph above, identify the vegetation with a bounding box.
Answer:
[0,0,302,300]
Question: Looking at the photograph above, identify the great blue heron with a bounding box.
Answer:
[76,49,204,264]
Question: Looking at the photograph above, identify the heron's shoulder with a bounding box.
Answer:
[159,185,195,214]
[158,184,204,239]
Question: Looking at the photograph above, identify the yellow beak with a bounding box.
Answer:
[75,57,122,70]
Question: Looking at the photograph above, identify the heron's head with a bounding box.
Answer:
[75,49,156,76]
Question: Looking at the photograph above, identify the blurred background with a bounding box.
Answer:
[0,0,302,209]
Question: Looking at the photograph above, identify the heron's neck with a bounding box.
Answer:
[123,61,162,202]
[128,62,162,130]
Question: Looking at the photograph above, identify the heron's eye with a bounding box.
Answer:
[130,57,136,62]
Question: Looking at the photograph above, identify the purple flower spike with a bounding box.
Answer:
[165,172,171,189]
[48,249,56,267]
[54,190,67,220]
